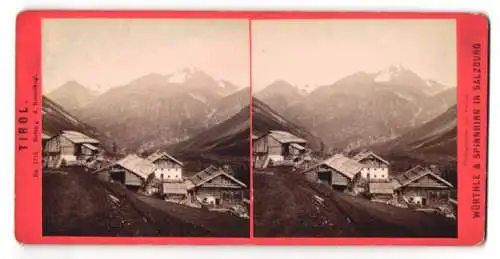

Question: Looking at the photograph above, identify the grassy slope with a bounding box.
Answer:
[43,168,247,237]
[369,105,457,186]
[254,168,457,237]
[252,98,323,151]
[169,104,250,185]
[42,95,115,153]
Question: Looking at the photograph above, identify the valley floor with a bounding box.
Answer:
[253,167,457,237]
[43,167,249,237]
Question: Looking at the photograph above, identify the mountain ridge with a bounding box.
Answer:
[42,95,115,153]
[70,68,243,153]
[47,81,99,112]
[258,65,456,151]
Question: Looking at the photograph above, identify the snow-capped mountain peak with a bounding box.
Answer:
[167,66,202,84]
[425,79,434,87]
[218,80,236,89]
[166,66,233,91]
[373,64,407,82]
[296,84,320,95]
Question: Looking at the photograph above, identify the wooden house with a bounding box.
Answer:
[95,154,155,192]
[251,133,259,144]
[352,150,390,180]
[367,181,394,202]
[392,165,454,208]
[185,165,247,208]
[251,133,259,167]
[253,130,307,168]
[162,182,188,202]
[42,132,52,168]
[146,151,184,182]
[42,132,51,149]
[44,130,100,168]
[302,154,363,191]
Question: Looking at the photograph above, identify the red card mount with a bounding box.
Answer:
[15,11,488,245]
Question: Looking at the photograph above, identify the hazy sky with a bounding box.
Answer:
[252,19,457,90]
[42,19,249,93]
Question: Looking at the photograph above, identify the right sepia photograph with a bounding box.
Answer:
[251,19,458,237]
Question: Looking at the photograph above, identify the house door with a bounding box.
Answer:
[110,170,126,184]
[318,171,332,185]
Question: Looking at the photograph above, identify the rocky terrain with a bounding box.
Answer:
[257,65,456,151]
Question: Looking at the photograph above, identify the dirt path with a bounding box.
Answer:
[254,168,457,237]
[43,168,158,236]
[253,169,353,237]
[136,195,249,237]
[43,168,247,237]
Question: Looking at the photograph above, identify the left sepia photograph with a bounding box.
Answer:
[41,19,250,237]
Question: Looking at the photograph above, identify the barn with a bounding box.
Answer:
[253,130,307,168]
[146,151,184,182]
[162,182,188,202]
[302,154,363,191]
[367,181,394,202]
[44,130,100,168]
[392,165,454,208]
[185,165,247,208]
[95,154,156,192]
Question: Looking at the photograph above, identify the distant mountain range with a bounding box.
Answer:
[252,98,323,150]
[47,81,99,112]
[42,96,114,152]
[173,103,250,158]
[370,104,457,186]
[257,65,456,151]
[376,104,457,161]
[173,96,322,158]
[254,80,305,116]
[48,67,246,153]
[46,64,456,172]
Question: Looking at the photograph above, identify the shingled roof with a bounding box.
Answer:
[146,151,183,166]
[268,130,306,144]
[186,165,247,190]
[82,143,98,151]
[42,132,52,140]
[116,154,156,180]
[302,154,363,180]
[290,143,305,150]
[393,165,454,189]
[352,150,389,165]
[323,154,364,180]
[61,130,99,144]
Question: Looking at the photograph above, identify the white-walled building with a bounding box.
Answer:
[352,151,390,180]
[146,151,184,182]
